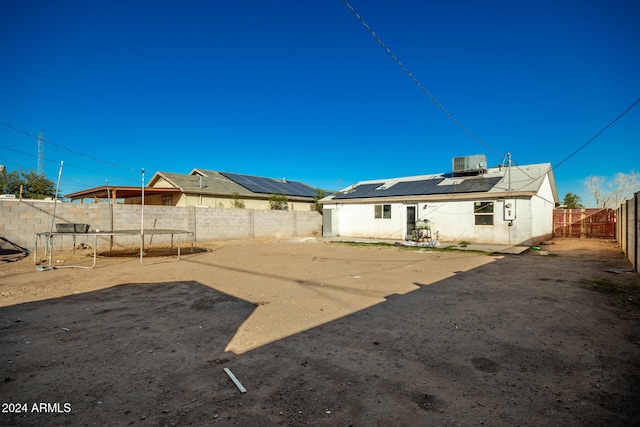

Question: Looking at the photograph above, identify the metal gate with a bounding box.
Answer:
[553,208,616,239]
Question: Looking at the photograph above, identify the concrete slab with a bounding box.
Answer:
[321,237,531,255]
[448,243,530,254]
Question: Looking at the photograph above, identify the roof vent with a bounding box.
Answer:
[452,154,487,175]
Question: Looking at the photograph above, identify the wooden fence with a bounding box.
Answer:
[616,192,639,273]
[553,208,616,239]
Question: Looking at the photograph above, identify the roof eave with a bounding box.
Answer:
[182,191,313,202]
[64,186,181,200]
[321,191,538,204]
[148,171,185,192]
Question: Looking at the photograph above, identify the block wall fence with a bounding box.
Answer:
[0,200,323,252]
[616,191,639,273]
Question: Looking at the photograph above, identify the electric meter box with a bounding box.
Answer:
[503,199,516,221]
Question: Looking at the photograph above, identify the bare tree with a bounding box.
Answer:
[585,171,639,208]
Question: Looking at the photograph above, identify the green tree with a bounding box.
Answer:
[0,168,22,195]
[0,168,55,199]
[313,188,327,213]
[20,171,56,199]
[268,192,288,210]
[562,192,584,209]
[231,192,245,208]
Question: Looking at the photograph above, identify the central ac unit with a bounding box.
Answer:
[452,154,487,175]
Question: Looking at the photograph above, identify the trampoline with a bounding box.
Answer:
[34,229,194,269]
[34,166,195,270]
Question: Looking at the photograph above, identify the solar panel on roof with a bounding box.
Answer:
[453,176,502,193]
[427,176,502,194]
[332,183,381,199]
[254,177,281,194]
[382,179,444,196]
[331,176,502,199]
[220,172,316,197]
[289,182,317,195]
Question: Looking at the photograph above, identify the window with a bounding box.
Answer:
[162,195,172,206]
[374,204,392,219]
[474,201,494,225]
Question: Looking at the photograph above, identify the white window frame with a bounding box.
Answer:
[474,201,494,226]
[374,204,392,219]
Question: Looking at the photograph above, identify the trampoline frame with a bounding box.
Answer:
[34,229,194,269]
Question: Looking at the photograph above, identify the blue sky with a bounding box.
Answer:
[1,0,638,205]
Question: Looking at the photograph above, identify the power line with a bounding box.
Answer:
[553,97,640,170]
[0,143,139,184]
[484,98,640,197]
[0,156,102,190]
[342,0,501,159]
[503,97,640,198]
[511,97,640,192]
[0,121,141,173]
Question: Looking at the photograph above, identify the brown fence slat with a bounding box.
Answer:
[553,208,615,239]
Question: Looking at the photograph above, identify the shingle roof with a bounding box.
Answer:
[151,171,253,196]
[149,169,317,199]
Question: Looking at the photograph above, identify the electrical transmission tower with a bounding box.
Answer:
[38,132,44,175]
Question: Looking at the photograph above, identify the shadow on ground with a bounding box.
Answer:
[0,281,254,426]
[99,246,211,257]
[1,240,639,426]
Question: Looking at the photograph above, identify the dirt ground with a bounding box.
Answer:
[1,237,639,426]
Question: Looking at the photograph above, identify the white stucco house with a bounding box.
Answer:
[320,158,559,246]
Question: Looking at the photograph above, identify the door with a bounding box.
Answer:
[406,205,417,238]
[323,208,339,237]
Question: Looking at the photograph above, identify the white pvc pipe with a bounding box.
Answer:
[140,168,145,264]
[47,161,64,267]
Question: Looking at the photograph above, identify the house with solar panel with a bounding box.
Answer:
[319,155,559,246]
[145,169,319,210]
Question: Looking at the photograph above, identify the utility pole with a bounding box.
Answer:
[38,132,45,175]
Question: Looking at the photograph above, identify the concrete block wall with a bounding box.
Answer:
[194,208,252,240]
[254,210,295,238]
[616,191,640,273]
[0,200,322,252]
[295,210,326,236]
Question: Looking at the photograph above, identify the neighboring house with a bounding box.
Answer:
[147,169,318,210]
[66,169,319,211]
[320,157,559,246]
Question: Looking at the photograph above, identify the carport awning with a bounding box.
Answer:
[65,186,181,201]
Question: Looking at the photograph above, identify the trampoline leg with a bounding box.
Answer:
[91,234,97,268]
